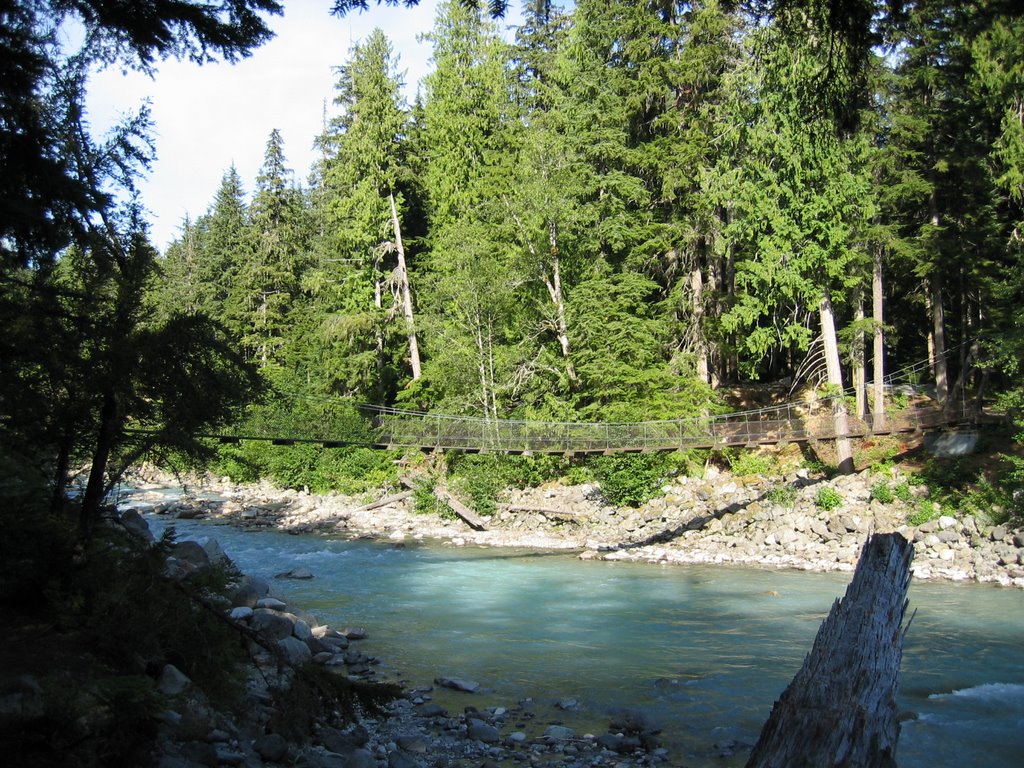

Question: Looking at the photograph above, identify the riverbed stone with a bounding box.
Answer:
[278,636,313,666]
[543,725,574,741]
[435,677,480,693]
[467,722,501,743]
[276,567,315,580]
[232,577,270,607]
[251,608,295,641]
[256,596,288,611]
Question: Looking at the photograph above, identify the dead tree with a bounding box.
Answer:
[746,532,914,768]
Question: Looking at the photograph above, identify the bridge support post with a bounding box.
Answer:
[745,532,912,768]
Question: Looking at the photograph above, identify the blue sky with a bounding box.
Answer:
[85,1,454,250]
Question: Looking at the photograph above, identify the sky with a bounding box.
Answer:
[85,0,518,252]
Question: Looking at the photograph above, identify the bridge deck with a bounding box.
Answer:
[176,398,971,455]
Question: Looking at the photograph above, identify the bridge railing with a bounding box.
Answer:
[366,396,963,454]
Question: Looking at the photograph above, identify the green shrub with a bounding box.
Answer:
[765,484,798,508]
[589,453,672,507]
[814,486,843,511]
[870,479,895,504]
[908,499,941,526]
[728,451,777,477]
[892,480,911,502]
[411,482,454,519]
[448,454,508,517]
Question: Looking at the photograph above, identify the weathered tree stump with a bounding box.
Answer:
[746,532,914,768]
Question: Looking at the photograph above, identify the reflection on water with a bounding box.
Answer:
[141,499,1024,768]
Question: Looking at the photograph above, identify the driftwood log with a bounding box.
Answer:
[358,490,414,511]
[746,532,914,768]
[435,487,488,530]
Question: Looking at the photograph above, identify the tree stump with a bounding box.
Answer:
[745,532,914,768]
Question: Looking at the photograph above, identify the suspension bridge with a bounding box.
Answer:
[152,348,984,456]
[189,392,975,456]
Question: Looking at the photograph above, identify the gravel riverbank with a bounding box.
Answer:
[130,461,1024,590]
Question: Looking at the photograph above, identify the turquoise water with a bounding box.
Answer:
[143,505,1024,767]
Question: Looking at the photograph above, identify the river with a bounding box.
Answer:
[137,495,1024,768]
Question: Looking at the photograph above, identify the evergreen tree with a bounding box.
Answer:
[314,28,422,398]
[229,129,310,368]
[417,0,527,415]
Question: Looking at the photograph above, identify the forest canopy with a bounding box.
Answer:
[2,0,1024,533]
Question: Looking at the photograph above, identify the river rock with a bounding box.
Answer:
[120,509,155,542]
[229,606,253,621]
[435,677,480,693]
[157,664,192,696]
[251,608,295,641]
[319,724,370,754]
[167,540,211,577]
[232,576,270,607]
[256,596,288,611]
[387,751,422,768]
[467,722,501,743]
[293,618,313,641]
[543,725,575,741]
[277,636,312,666]
[275,567,315,580]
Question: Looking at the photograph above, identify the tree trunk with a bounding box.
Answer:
[872,249,886,430]
[853,292,866,421]
[691,266,710,386]
[745,532,913,768]
[544,219,578,386]
[929,273,948,405]
[389,192,422,380]
[820,292,854,474]
[79,390,120,541]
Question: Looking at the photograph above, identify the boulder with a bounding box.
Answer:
[277,636,312,666]
[157,664,192,696]
[467,721,500,743]
[167,540,211,577]
[251,608,295,641]
[232,577,270,608]
[120,509,155,543]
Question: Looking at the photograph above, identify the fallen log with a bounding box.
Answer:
[435,487,488,531]
[358,490,414,512]
[496,503,581,519]
[746,532,913,768]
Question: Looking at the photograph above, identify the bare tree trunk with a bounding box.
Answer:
[389,192,422,380]
[930,273,948,404]
[872,250,886,430]
[820,292,854,474]
[853,292,866,421]
[746,533,913,768]
[374,266,386,397]
[544,219,578,386]
[691,266,710,385]
[474,309,490,419]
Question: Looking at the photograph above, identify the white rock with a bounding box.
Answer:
[229,607,253,621]
[938,515,957,530]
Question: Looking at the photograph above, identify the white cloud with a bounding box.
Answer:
[86,0,445,250]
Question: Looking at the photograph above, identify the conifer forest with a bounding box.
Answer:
[3,0,1024,515]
